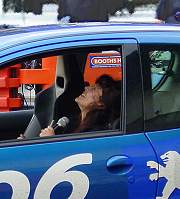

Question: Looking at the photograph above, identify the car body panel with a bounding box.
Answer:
[146,130,180,199]
[0,133,156,199]
[0,37,137,65]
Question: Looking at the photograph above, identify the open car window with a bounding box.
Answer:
[0,46,123,141]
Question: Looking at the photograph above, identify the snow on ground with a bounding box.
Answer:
[109,5,157,23]
[0,3,157,26]
[0,4,59,26]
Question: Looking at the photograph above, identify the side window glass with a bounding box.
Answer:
[150,50,172,89]
[0,47,122,141]
[142,46,180,131]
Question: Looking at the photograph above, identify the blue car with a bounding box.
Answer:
[0,23,179,199]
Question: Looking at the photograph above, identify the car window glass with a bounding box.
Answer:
[141,45,180,131]
[0,46,123,141]
[150,50,172,89]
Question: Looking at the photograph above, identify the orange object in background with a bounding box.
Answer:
[0,56,57,112]
[84,52,122,85]
[0,64,22,112]
[20,56,57,89]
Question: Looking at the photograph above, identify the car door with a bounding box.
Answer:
[0,34,157,198]
[141,44,180,199]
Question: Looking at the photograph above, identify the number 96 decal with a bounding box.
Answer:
[0,153,93,199]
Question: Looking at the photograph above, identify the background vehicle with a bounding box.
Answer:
[0,23,179,198]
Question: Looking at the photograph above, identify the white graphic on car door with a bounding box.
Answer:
[0,153,92,199]
[147,151,180,199]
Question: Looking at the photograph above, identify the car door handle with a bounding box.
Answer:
[107,155,133,174]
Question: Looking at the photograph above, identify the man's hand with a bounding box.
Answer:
[40,126,55,137]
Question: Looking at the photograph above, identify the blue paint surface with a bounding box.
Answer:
[0,133,156,198]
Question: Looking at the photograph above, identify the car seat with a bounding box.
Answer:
[23,56,57,138]
[24,85,56,138]
[84,52,122,85]
[53,54,84,133]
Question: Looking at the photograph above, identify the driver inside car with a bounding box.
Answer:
[40,75,121,137]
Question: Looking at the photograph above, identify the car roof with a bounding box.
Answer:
[1,22,180,36]
[0,22,179,51]
[0,22,180,36]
